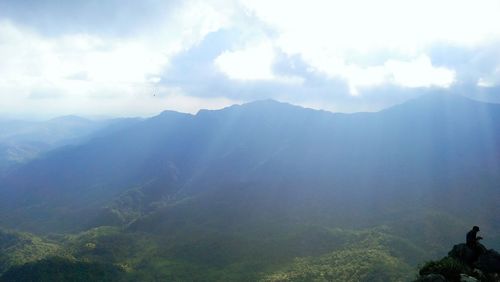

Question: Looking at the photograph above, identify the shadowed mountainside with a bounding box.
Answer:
[0,94,500,281]
[1,94,499,233]
[0,116,140,176]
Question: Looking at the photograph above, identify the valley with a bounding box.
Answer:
[1,94,499,281]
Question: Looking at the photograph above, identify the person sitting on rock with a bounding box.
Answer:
[467,226,483,248]
[466,226,484,263]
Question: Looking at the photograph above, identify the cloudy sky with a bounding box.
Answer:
[0,0,499,119]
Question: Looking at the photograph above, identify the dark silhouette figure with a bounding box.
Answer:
[466,226,484,263]
[466,226,483,247]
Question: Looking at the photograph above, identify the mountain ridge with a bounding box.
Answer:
[1,93,499,234]
[1,93,500,281]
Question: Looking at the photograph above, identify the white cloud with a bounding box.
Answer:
[300,54,455,95]
[242,0,500,52]
[215,41,276,80]
[0,0,499,117]
[385,55,455,88]
[214,40,304,84]
[477,78,494,88]
[477,67,500,87]
[0,21,170,117]
[0,21,167,85]
[0,0,233,118]
[239,0,497,94]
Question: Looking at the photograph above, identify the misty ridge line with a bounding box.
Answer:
[0,91,500,281]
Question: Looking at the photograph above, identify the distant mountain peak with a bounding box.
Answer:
[229,99,310,113]
[157,110,192,117]
[149,110,193,123]
[413,93,474,102]
[48,115,91,123]
[195,99,303,117]
[243,99,289,106]
[381,93,498,116]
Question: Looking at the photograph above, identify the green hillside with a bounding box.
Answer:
[1,96,500,281]
[0,223,442,281]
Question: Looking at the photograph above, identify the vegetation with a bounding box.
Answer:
[0,228,64,274]
[0,224,427,281]
[415,244,500,281]
[262,248,411,282]
[2,208,498,281]
[1,96,500,280]
[0,256,123,282]
[418,257,472,281]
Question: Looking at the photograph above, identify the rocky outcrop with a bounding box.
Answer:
[476,249,500,274]
[448,244,485,266]
[415,243,500,282]
[459,274,479,282]
[415,273,447,282]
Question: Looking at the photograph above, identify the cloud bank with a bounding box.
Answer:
[0,0,499,118]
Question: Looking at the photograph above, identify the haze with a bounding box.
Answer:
[0,0,499,119]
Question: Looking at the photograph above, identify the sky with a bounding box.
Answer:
[0,0,499,119]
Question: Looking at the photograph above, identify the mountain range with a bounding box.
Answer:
[0,93,499,281]
[0,116,140,176]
